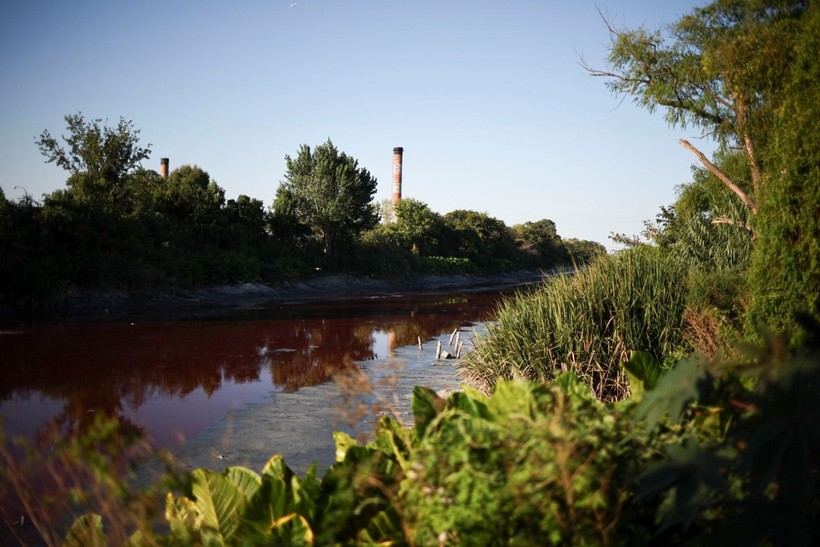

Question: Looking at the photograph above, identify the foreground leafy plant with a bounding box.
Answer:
[633,317,820,544]
[401,379,640,546]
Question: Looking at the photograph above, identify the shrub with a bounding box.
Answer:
[462,246,689,400]
[416,256,476,275]
[401,378,639,546]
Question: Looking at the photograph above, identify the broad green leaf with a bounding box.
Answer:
[270,512,315,545]
[361,508,404,544]
[333,431,357,462]
[553,371,597,402]
[191,467,259,543]
[373,416,411,471]
[447,390,490,419]
[623,350,663,399]
[637,358,705,427]
[637,438,729,531]
[235,474,294,541]
[65,513,106,547]
[487,379,539,419]
[412,386,445,436]
[225,465,262,499]
[262,454,295,483]
[294,464,321,517]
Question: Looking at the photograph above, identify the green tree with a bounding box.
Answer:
[441,209,518,270]
[563,238,606,265]
[586,0,816,336]
[274,140,379,259]
[36,113,152,210]
[584,0,806,224]
[748,3,820,336]
[655,150,753,269]
[393,198,446,256]
[512,218,568,268]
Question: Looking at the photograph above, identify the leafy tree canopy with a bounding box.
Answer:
[442,210,518,268]
[37,112,151,185]
[274,139,378,257]
[589,0,818,337]
[585,0,808,220]
[512,219,568,268]
[393,198,445,255]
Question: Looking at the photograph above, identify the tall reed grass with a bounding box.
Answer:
[462,247,689,401]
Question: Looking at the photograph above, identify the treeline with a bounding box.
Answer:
[0,119,603,310]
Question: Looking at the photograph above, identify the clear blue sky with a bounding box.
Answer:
[0,0,712,248]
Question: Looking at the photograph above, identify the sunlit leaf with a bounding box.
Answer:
[623,350,663,399]
[65,513,106,547]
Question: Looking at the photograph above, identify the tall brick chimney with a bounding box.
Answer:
[391,147,403,205]
[160,157,169,179]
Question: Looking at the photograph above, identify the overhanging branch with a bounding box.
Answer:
[679,139,757,215]
[711,217,752,233]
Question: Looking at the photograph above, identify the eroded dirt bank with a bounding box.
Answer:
[12,270,550,323]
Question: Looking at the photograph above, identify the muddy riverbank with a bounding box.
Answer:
[7,270,550,323]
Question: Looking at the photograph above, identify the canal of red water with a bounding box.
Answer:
[0,290,511,449]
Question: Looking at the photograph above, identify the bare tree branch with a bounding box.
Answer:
[734,93,763,197]
[679,139,757,214]
[711,217,752,232]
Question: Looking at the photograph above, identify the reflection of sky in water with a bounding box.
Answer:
[371,329,390,360]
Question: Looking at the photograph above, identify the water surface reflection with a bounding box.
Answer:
[0,292,506,447]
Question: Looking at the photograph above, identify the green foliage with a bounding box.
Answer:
[5,116,606,309]
[655,152,753,270]
[463,246,690,400]
[593,0,818,338]
[273,139,379,259]
[393,197,447,256]
[163,456,316,545]
[633,318,820,544]
[51,327,820,544]
[36,112,151,189]
[350,226,415,278]
[511,218,569,269]
[441,209,519,270]
[748,3,820,339]
[64,514,106,547]
[596,0,805,150]
[563,237,607,265]
[416,255,476,275]
[623,350,663,399]
[402,377,636,546]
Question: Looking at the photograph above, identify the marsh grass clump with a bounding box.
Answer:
[462,247,689,400]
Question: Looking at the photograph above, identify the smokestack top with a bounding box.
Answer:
[393,147,403,154]
[160,157,169,179]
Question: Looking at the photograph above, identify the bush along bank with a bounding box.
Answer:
[462,246,691,401]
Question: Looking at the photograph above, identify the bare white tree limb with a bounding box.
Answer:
[679,138,757,215]
[711,217,752,232]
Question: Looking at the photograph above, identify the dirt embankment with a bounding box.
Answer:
[14,271,551,322]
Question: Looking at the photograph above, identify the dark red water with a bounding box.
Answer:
[0,291,508,449]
